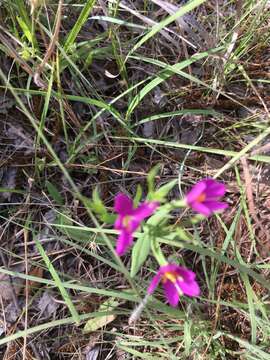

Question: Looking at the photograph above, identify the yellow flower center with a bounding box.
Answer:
[197,192,206,203]
[162,271,184,296]
[123,215,132,231]
[162,272,183,284]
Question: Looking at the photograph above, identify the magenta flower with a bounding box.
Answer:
[114,193,158,256]
[147,264,200,307]
[185,178,228,217]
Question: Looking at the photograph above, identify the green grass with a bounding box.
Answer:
[0,0,270,359]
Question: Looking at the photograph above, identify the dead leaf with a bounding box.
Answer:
[142,122,155,138]
[0,95,16,114]
[0,273,23,301]
[3,341,18,360]
[153,86,167,106]
[6,125,34,154]
[38,291,59,318]
[4,340,34,360]
[25,266,44,295]
[105,69,119,78]
[83,298,120,333]
[4,301,21,323]
[85,347,100,360]
[1,168,17,201]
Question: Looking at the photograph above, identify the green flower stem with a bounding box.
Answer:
[171,199,187,208]
[148,199,188,266]
[190,214,205,224]
[151,237,167,266]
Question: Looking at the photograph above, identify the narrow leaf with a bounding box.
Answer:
[34,236,80,324]
[45,180,64,205]
[64,0,97,52]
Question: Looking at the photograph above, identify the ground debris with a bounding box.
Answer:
[0,167,17,201]
[5,125,34,154]
[85,347,100,360]
[0,272,23,302]
[37,290,59,318]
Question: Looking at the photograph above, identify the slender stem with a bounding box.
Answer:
[151,237,167,266]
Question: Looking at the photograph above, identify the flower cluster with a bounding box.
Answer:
[113,178,228,307]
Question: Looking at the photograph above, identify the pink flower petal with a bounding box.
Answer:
[203,201,228,212]
[128,218,141,233]
[114,215,124,230]
[186,181,206,204]
[189,201,211,217]
[163,280,179,307]
[204,180,226,197]
[176,267,196,282]
[177,279,200,297]
[114,193,133,215]
[132,201,158,222]
[116,230,133,256]
[159,263,180,275]
[147,273,162,295]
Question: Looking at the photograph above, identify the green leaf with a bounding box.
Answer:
[175,227,193,242]
[83,297,120,333]
[92,187,107,213]
[151,179,177,201]
[63,0,97,53]
[130,205,171,277]
[126,0,206,59]
[56,212,110,245]
[88,188,116,223]
[130,232,151,278]
[16,16,33,44]
[147,164,160,194]
[45,180,64,205]
[126,49,212,118]
[184,320,192,357]
[134,184,143,207]
[14,0,38,48]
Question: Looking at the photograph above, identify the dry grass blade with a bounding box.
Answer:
[240,156,270,260]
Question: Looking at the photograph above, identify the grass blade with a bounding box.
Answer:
[126,0,206,59]
[126,50,212,118]
[63,0,97,52]
[34,235,80,324]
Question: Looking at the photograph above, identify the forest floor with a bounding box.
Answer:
[0,1,270,359]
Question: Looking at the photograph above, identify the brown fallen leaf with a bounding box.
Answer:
[0,273,23,301]
[24,266,44,296]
